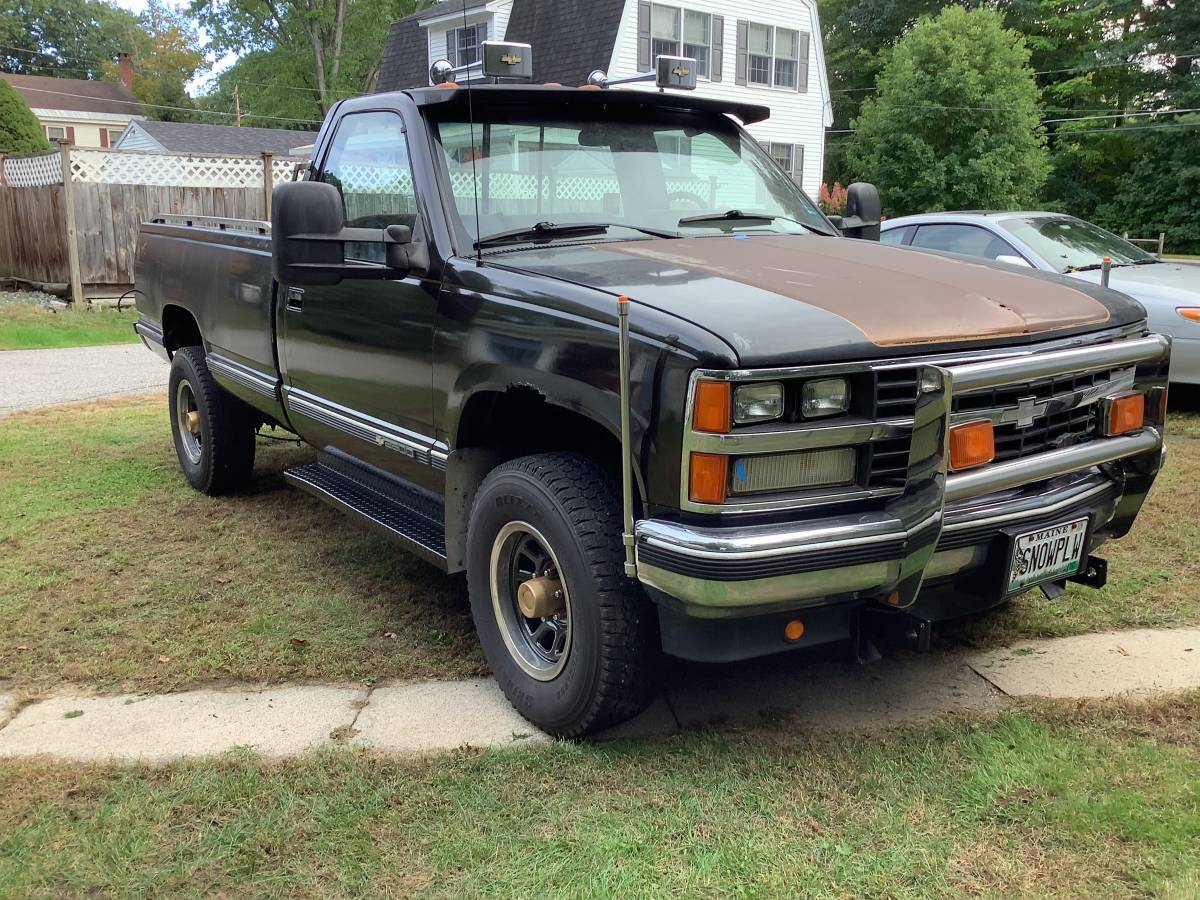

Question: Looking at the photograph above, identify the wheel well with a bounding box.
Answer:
[443,387,638,573]
[161,304,202,354]
[457,388,621,470]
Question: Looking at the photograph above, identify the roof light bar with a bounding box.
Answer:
[588,55,699,91]
[429,41,533,85]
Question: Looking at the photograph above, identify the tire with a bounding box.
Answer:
[167,346,256,495]
[466,452,659,737]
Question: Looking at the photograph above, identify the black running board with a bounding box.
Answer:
[284,453,447,568]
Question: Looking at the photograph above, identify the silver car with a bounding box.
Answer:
[880,211,1200,384]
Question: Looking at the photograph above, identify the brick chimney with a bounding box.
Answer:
[117,53,133,91]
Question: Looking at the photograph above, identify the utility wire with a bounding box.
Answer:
[11,84,322,125]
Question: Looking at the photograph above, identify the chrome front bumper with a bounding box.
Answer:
[636,334,1170,614]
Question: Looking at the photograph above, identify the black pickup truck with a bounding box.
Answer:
[134,60,1170,736]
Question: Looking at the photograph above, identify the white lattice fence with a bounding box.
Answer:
[2,152,63,187]
[68,149,304,187]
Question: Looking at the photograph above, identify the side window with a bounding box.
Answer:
[319,111,417,262]
[911,223,1023,261]
[880,225,913,246]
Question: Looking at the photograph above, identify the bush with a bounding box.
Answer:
[819,181,849,216]
[0,79,51,154]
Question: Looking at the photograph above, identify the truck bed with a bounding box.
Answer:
[135,215,286,422]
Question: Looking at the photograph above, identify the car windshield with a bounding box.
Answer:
[999,216,1154,273]
[430,109,830,249]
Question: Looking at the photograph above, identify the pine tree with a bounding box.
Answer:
[0,79,52,154]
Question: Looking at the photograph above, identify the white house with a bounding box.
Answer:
[377,0,832,196]
[1,56,144,149]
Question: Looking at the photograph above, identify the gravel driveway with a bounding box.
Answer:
[0,343,168,416]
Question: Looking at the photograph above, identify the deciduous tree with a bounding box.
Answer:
[846,6,1049,215]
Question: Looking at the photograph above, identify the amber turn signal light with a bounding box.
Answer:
[948,420,995,471]
[783,620,805,642]
[689,453,728,504]
[1105,393,1145,436]
[1177,308,1200,322]
[693,380,732,434]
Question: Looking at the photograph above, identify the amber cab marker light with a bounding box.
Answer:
[693,380,732,434]
[689,453,729,505]
[1107,393,1145,436]
[949,420,995,471]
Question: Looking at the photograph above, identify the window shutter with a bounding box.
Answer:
[797,30,810,92]
[795,144,805,182]
[735,20,748,86]
[480,20,488,43]
[710,15,724,82]
[66,126,75,144]
[99,128,109,148]
[637,2,651,71]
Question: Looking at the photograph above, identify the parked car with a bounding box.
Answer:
[133,46,1171,737]
[880,212,1200,384]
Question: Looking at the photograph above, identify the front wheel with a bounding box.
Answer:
[168,346,256,495]
[466,452,659,737]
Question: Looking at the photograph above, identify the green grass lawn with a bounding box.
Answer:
[2,395,1199,695]
[0,303,140,350]
[2,696,1198,897]
[0,396,483,696]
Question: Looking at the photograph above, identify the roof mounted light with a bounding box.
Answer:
[429,41,534,85]
[587,55,698,91]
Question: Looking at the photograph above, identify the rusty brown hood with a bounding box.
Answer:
[604,234,1110,347]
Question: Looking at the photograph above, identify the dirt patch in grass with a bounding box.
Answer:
[0,396,483,695]
[1,696,1198,897]
[0,304,140,351]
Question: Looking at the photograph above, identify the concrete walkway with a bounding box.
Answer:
[1,627,1197,764]
[0,344,167,416]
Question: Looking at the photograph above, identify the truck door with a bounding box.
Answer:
[280,109,444,492]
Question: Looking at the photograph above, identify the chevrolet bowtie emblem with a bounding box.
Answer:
[672,66,690,78]
[1012,396,1038,429]
[501,54,523,66]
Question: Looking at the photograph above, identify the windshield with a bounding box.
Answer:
[999,216,1154,273]
[430,110,830,249]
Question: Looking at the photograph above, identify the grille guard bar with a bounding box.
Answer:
[632,332,1171,609]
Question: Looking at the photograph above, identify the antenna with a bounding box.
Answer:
[463,0,483,265]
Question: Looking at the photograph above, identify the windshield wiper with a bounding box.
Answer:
[677,209,829,236]
[1068,261,1131,273]
[1133,258,1162,265]
[475,221,678,249]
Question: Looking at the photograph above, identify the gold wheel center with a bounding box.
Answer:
[517,576,564,619]
[185,410,201,434]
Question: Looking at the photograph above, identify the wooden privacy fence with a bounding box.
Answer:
[0,145,304,302]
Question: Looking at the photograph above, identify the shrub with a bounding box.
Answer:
[0,79,51,154]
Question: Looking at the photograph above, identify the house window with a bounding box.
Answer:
[448,22,487,69]
[107,128,124,146]
[46,125,67,141]
[766,142,803,182]
[767,142,794,177]
[748,23,800,88]
[650,5,711,79]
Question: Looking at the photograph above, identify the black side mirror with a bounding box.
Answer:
[840,182,882,241]
[272,181,426,285]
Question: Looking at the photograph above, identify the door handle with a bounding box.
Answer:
[285,287,304,311]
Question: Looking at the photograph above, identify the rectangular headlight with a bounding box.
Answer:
[801,378,850,419]
[733,382,785,425]
[731,448,857,494]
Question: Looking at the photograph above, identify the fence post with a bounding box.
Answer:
[261,151,273,221]
[59,143,85,305]
[1157,232,1165,258]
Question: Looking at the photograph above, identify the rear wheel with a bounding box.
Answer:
[467,452,659,737]
[168,346,256,495]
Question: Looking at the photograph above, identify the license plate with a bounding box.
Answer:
[1007,517,1089,593]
